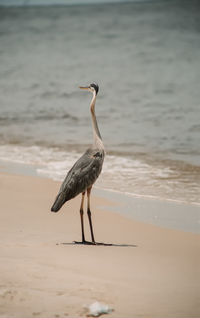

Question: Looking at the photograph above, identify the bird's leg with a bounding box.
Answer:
[80,192,86,243]
[87,187,96,244]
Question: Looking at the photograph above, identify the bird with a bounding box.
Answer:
[51,83,105,245]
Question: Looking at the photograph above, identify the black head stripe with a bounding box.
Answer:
[90,83,99,95]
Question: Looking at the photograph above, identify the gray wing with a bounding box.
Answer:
[51,148,104,212]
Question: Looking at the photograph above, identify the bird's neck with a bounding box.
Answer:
[90,92,104,150]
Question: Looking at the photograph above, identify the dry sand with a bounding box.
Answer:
[0,172,199,318]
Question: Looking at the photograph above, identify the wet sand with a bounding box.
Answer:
[0,172,199,317]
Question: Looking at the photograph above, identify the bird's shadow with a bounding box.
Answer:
[58,241,137,247]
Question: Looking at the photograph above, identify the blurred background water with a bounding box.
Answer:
[0,0,200,204]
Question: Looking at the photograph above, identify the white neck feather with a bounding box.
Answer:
[90,91,104,150]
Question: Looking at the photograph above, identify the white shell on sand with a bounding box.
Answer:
[86,301,113,317]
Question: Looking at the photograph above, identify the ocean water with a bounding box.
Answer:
[0,0,200,205]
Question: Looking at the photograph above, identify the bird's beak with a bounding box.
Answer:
[79,86,90,90]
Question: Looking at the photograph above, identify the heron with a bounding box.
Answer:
[51,83,105,245]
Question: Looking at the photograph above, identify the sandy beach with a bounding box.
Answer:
[0,171,199,318]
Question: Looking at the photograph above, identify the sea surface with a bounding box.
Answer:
[0,0,200,205]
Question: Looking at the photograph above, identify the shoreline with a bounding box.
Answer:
[0,158,200,234]
[95,188,200,234]
[0,142,200,207]
[0,171,199,317]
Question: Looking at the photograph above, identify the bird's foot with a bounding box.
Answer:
[73,240,96,245]
[73,241,114,246]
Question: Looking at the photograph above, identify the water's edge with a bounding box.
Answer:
[1,159,199,234]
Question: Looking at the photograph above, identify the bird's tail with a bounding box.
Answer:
[51,192,66,213]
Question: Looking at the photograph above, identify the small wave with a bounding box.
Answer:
[0,0,141,7]
[35,113,78,121]
[0,112,78,124]
[0,115,22,125]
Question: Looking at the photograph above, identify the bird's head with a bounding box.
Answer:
[79,83,99,95]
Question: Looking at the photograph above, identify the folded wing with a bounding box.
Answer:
[51,148,104,212]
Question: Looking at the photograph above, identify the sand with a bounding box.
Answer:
[0,172,199,318]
